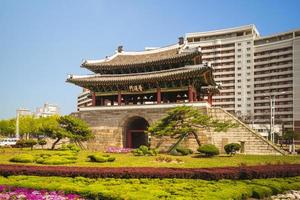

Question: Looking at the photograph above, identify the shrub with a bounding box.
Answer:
[197,144,219,157]
[0,163,300,179]
[14,139,37,150]
[88,154,116,163]
[132,145,158,156]
[25,139,37,150]
[224,143,241,155]
[37,139,47,149]
[176,147,193,156]
[9,154,35,163]
[251,185,273,199]
[59,144,80,152]
[36,155,76,165]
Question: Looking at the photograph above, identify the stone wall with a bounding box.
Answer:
[73,104,284,155]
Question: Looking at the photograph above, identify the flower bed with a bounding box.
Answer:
[0,185,84,200]
[105,146,133,153]
[0,164,299,180]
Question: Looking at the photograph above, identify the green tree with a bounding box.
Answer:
[58,115,93,148]
[39,115,92,150]
[40,115,69,150]
[147,106,236,153]
[0,119,15,137]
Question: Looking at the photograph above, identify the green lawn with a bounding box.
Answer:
[1,175,300,199]
[1,148,299,168]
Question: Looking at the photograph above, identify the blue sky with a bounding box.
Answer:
[0,0,300,119]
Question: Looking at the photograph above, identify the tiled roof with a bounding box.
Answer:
[81,44,200,71]
[67,64,214,87]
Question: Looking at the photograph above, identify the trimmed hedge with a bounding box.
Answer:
[9,154,35,163]
[88,154,116,163]
[0,164,299,180]
[198,144,219,157]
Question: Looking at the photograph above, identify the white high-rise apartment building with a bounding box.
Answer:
[186,25,300,131]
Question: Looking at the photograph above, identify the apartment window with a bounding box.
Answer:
[247,85,251,88]
[247,54,251,57]
[238,49,242,52]
[247,79,251,82]
[237,67,241,70]
[247,91,251,94]
[237,43,241,46]
[247,66,251,69]
[247,47,251,51]
[247,41,251,45]
[238,73,241,76]
[247,72,251,76]
[238,92,241,95]
[247,60,251,63]
[247,104,251,107]
[247,98,251,100]
[238,86,241,88]
[237,80,241,82]
[238,104,241,107]
[237,55,241,58]
[237,61,241,64]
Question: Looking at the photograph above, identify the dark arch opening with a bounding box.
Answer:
[125,116,149,148]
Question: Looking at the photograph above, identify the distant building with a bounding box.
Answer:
[35,103,60,117]
[77,88,92,111]
[248,124,282,138]
[17,108,33,116]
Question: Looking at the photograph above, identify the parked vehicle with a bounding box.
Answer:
[0,138,19,147]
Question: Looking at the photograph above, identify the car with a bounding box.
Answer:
[0,138,19,147]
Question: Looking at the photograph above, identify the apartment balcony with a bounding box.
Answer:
[213,71,235,76]
[201,46,235,53]
[214,76,235,81]
[254,97,293,102]
[254,77,293,84]
[213,101,235,106]
[254,111,293,116]
[254,57,293,66]
[254,50,293,59]
[213,65,235,70]
[202,52,235,59]
[254,63,292,72]
[219,88,235,93]
[254,83,293,91]
[254,71,292,78]
[254,90,293,97]
[254,104,293,109]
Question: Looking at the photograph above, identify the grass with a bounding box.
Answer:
[0,148,300,168]
[0,175,300,199]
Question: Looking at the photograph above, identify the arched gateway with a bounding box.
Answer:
[125,116,149,148]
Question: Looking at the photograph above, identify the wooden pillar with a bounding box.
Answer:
[100,97,104,106]
[193,88,197,102]
[188,85,193,102]
[118,91,122,106]
[92,92,96,106]
[207,92,213,106]
[157,87,161,104]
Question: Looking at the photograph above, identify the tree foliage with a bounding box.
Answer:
[147,106,237,153]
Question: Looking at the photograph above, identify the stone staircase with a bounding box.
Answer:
[207,107,286,155]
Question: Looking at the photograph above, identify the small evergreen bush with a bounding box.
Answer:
[251,185,273,199]
[24,139,37,150]
[9,154,35,163]
[37,155,76,165]
[176,147,193,156]
[197,144,219,157]
[37,139,47,149]
[132,145,158,156]
[88,154,116,163]
[59,144,80,152]
[224,143,241,155]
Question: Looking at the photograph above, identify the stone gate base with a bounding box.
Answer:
[72,103,284,155]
